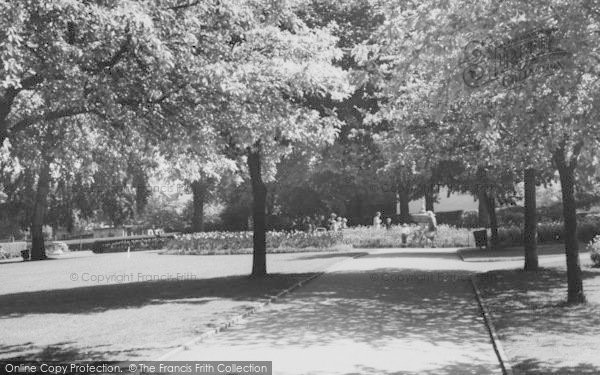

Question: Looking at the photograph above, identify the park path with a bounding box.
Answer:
[166,248,512,374]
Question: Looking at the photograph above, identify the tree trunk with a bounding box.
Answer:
[247,147,267,277]
[523,168,539,271]
[0,100,11,146]
[355,194,363,224]
[30,159,52,261]
[0,126,6,147]
[191,180,207,232]
[478,190,490,227]
[477,167,490,227]
[424,183,435,211]
[398,187,410,223]
[557,159,585,304]
[486,191,499,249]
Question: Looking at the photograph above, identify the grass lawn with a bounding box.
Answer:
[0,249,364,361]
[476,253,600,374]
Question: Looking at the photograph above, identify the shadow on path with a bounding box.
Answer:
[171,266,502,374]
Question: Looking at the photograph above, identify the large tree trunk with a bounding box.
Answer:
[247,147,267,277]
[398,187,410,223]
[424,183,435,211]
[191,180,207,232]
[486,191,499,249]
[523,168,539,271]
[556,157,585,304]
[30,159,52,261]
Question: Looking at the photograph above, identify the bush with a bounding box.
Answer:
[92,236,173,254]
[498,225,522,246]
[497,207,524,227]
[167,231,343,254]
[495,219,599,246]
[459,211,479,228]
[341,225,473,248]
[537,221,564,243]
[0,241,71,259]
[587,235,600,267]
[538,204,564,222]
[577,217,600,243]
[0,241,28,259]
[435,211,463,227]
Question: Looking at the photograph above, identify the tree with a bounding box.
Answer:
[0,0,207,147]
[363,0,600,303]
[1,0,244,258]
[195,1,351,276]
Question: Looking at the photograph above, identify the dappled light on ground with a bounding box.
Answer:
[0,251,358,360]
[170,248,502,374]
[477,266,600,374]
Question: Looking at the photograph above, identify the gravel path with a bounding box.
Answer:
[167,248,507,374]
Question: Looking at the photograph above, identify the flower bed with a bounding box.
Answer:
[0,242,28,259]
[92,236,174,253]
[165,231,344,255]
[166,225,477,255]
[165,220,600,255]
[0,241,69,259]
[342,225,474,248]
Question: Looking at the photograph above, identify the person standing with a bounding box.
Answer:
[400,223,410,247]
[385,217,393,230]
[424,210,437,247]
[373,211,382,229]
[328,213,338,231]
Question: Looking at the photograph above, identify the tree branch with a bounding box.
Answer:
[167,1,201,11]
[82,34,132,74]
[8,106,89,135]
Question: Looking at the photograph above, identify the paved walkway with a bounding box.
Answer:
[166,248,518,374]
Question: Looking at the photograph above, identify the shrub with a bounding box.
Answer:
[341,225,473,248]
[538,204,564,222]
[0,241,28,258]
[459,211,479,228]
[537,221,563,243]
[577,217,600,243]
[587,235,600,267]
[497,207,525,227]
[167,231,343,254]
[435,211,463,227]
[498,225,522,246]
[92,236,173,254]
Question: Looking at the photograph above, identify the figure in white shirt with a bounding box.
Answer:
[373,211,382,229]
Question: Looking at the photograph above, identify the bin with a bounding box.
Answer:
[473,230,488,248]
